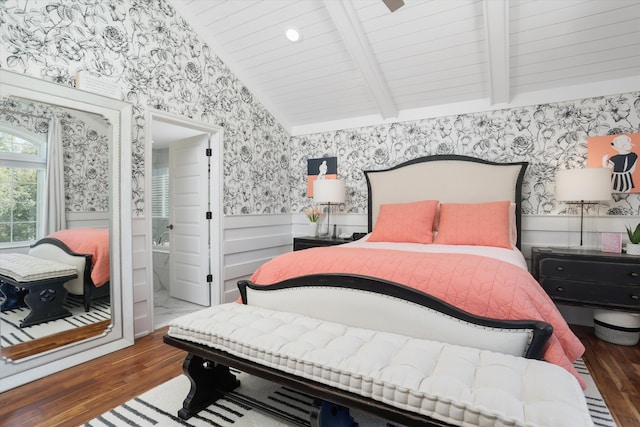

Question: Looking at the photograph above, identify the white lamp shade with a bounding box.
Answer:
[313,179,345,203]
[555,168,612,201]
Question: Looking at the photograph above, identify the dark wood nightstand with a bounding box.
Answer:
[531,247,640,312]
[293,236,351,251]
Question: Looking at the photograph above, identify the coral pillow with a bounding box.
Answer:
[434,201,512,248]
[369,200,439,243]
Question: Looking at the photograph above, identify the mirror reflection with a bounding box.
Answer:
[0,96,111,360]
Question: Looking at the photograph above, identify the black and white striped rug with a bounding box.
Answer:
[573,358,618,427]
[0,295,110,347]
[83,359,616,427]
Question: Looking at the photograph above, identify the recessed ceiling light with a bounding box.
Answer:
[285,26,302,43]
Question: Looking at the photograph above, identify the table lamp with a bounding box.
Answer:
[313,179,345,238]
[555,168,611,246]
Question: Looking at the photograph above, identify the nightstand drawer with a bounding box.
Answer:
[293,236,350,251]
[540,279,640,310]
[539,259,640,285]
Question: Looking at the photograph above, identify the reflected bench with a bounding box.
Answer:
[0,253,77,327]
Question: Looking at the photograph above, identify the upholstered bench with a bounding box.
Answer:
[166,302,593,427]
[0,253,77,327]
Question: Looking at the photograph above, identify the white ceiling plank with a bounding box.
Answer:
[228,16,335,58]
[259,62,360,89]
[370,18,484,59]
[390,65,487,94]
[363,3,481,45]
[513,69,640,97]
[275,76,370,99]
[379,42,486,81]
[290,96,375,116]
[399,90,487,111]
[512,20,640,57]
[483,0,509,105]
[241,37,348,71]
[512,0,638,32]
[323,0,398,119]
[392,73,487,98]
[511,33,639,67]
[513,46,640,81]
[513,56,640,88]
[376,32,484,66]
[512,6,640,47]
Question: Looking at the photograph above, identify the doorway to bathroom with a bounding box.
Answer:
[148,111,223,329]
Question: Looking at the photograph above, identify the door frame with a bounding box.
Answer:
[144,109,224,330]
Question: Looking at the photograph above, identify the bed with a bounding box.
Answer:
[28,228,110,311]
[248,155,585,387]
[164,155,591,425]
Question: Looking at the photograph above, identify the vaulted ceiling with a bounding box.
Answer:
[170,0,640,135]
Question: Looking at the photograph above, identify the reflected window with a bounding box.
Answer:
[0,128,46,245]
[152,166,170,218]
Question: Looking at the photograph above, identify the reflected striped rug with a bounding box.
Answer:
[0,295,110,346]
[84,359,616,427]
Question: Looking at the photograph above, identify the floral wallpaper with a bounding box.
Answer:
[2,0,639,220]
[290,93,640,216]
[0,98,110,212]
[0,0,290,216]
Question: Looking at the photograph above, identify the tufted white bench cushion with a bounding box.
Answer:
[169,303,593,427]
[0,253,77,282]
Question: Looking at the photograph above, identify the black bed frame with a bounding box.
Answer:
[30,237,110,311]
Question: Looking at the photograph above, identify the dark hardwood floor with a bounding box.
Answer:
[1,325,639,427]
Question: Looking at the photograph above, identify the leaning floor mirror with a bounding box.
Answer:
[0,70,134,391]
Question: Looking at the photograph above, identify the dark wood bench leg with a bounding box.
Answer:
[178,353,241,420]
[21,279,71,327]
[0,280,27,311]
[310,399,358,427]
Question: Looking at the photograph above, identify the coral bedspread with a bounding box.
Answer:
[250,246,586,388]
[48,228,110,287]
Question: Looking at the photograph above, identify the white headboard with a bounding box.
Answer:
[364,155,528,248]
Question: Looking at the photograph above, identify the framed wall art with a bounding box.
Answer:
[307,156,337,197]
[587,132,640,193]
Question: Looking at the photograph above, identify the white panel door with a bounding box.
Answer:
[169,135,210,306]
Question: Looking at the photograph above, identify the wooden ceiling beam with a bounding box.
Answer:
[483,0,510,105]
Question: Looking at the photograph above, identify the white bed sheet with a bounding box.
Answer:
[342,234,528,270]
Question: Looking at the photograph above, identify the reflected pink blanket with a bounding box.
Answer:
[250,246,586,388]
[48,228,110,287]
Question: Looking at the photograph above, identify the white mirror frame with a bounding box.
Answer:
[0,70,134,392]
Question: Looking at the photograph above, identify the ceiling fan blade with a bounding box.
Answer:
[383,0,405,12]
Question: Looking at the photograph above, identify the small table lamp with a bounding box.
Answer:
[555,168,611,246]
[313,179,345,238]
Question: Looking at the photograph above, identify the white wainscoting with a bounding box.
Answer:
[66,211,109,229]
[132,217,153,337]
[223,214,292,302]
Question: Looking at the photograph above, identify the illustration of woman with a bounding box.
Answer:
[603,134,637,193]
[318,160,328,179]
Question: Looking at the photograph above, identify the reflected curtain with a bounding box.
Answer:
[45,118,66,234]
